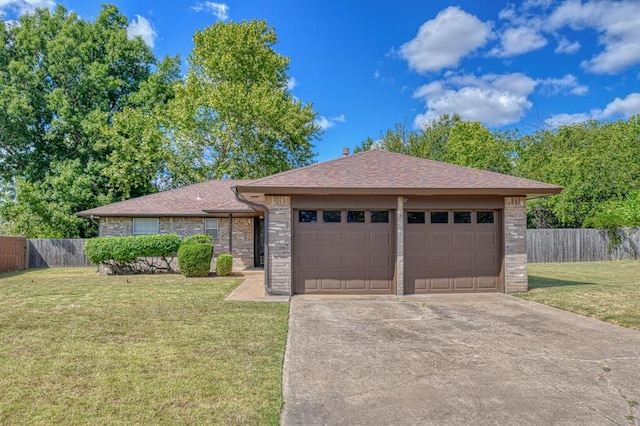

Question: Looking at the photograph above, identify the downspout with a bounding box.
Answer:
[233,188,285,295]
[228,213,233,255]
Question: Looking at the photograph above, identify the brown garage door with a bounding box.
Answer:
[293,209,394,294]
[405,210,501,293]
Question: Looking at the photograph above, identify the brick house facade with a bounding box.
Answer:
[79,151,560,295]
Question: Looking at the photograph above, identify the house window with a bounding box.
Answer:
[205,218,219,240]
[133,218,159,236]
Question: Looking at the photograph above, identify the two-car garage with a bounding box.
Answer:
[292,197,503,295]
[235,150,561,295]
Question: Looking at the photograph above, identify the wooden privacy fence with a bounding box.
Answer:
[527,228,640,263]
[27,239,92,268]
[0,236,27,273]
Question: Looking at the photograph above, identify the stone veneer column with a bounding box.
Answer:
[264,195,292,295]
[396,196,405,295]
[504,196,528,293]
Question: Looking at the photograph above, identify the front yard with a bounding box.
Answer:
[518,260,640,331]
[0,268,289,425]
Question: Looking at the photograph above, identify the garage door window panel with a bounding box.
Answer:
[299,210,318,223]
[323,210,342,223]
[477,211,495,224]
[454,211,472,224]
[407,211,425,224]
[371,210,389,223]
[347,210,365,223]
[430,211,449,224]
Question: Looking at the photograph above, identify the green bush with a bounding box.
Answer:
[178,243,213,277]
[84,234,182,274]
[182,234,212,245]
[216,254,233,276]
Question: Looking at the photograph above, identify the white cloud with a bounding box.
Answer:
[399,6,492,73]
[490,26,547,57]
[546,92,640,126]
[192,2,229,21]
[555,37,581,54]
[547,0,640,73]
[598,93,640,118]
[523,0,555,9]
[545,112,592,127]
[127,15,157,48]
[0,0,53,16]
[538,74,588,96]
[286,77,297,91]
[373,70,395,85]
[413,73,536,127]
[315,114,346,131]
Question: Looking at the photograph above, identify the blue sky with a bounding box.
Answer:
[2,1,640,162]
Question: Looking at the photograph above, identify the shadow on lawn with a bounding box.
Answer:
[0,269,31,279]
[528,275,595,289]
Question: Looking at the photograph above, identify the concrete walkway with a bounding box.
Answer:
[225,270,289,302]
[282,294,640,425]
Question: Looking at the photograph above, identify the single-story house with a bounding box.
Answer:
[78,149,561,295]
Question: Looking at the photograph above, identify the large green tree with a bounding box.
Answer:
[355,114,462,160]
[516,116,640,228]
[445,121,514,174]
[166,19,320,185]
[355,114,512,173]
[0,5,179,237]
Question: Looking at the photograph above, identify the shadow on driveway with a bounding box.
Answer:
[282,294,640,426]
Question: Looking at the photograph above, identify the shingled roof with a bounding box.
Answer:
[78,180,255,217]
[235,150,562,197]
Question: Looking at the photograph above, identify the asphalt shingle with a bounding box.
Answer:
[78,180,254,217]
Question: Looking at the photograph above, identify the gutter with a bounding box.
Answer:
[232,188,287,296]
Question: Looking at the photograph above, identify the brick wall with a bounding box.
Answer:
[228,217,254,270]
[504,197,528,293]
[98,216,255,270]
[264,195,292,295]
[99,217,132,236]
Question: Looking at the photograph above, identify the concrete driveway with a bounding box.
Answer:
[281,294,640,426]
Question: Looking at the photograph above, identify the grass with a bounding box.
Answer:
[516,260,640,331]
[0,268,289,425]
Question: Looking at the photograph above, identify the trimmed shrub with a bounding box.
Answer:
[178,243,213,277]
[182,234,212,245]
[216,254,233,276]
[84,234,181,274]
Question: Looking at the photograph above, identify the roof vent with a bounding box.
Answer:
[342,148,349,157]
[196,193,202,200]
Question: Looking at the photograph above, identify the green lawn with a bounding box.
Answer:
[517,260,640,331]
[0,268,289,425]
